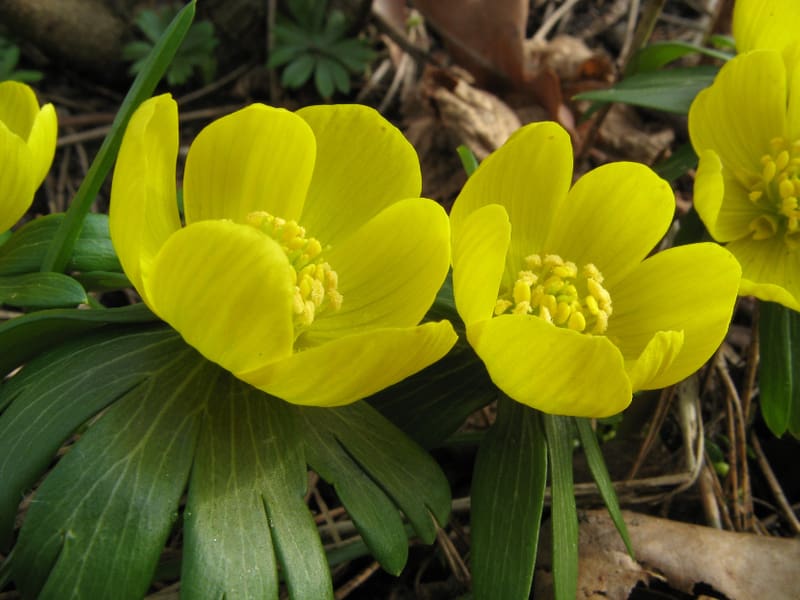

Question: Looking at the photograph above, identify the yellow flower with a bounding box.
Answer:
[689,49,800,310]
[733,0,800,54]
[450,122,740,417]
[110,95,456,406]
[0,81,57,232]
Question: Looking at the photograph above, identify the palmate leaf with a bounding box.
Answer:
[300,401,451,574]
[182,369,330,600]
[1,322,453,597]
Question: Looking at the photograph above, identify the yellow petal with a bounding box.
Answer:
[468,315,631,418]
[110,95,182,302]
[183,104,315,224]
[689,50,787,179]
[606,243,740,389]
[146,220,295,374]
[296,104,422,245]
[625,330,684,391]
[450,121,572,271]
[0,121,35,232]
[302,198,450,343]
[543,162,674,287]
[694,149,763,242]
[26,102,57,187]
[733,0,800,53]
[238,321,458,407]
[786,42,800,141]
[452,203,511,325]
[0,81,39,140]
[727,236,800,311]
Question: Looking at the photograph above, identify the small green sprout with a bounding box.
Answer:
[268,0,376,99]
[0,35,43,83]
[123,3,218,86]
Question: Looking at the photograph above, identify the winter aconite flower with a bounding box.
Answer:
[0,81,57,232]
[689,48,800,310]
[732,0,800,55]
[110,95,456,406]
[450,122,740,417]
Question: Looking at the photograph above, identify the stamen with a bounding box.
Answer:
[247,210,342,332]
[749,138,800,249]
[494,253,612,335]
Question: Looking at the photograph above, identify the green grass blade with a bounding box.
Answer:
[543,414,578,600]
[575,417,633,556]
[470,396,547,599]
[40,1,197,273]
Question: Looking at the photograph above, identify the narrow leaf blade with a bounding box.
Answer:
[575,417,633,556]
[759,301,795,437]
[0,272,87,308]
[471,396,547,600]
[543,414,578,600]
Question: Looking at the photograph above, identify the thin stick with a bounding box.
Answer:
[751,433,800,534]
[334,561,381,600]
[531,0,583,43]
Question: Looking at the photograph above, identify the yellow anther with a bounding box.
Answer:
[567,311,586,332]
[749,190,763,203]
[247,209,342,333]
[780,178,796,199]
[776,150,791,171]
[585,295,600,315]
[544,254,564,267]
[763,159,777,182]
[781,196,798,214]
[494,253,611,335]
[495,299,513,316]
[539,305,553,324]
[524,254,542,268]
[749,214,779,240]
[513,279,532,305]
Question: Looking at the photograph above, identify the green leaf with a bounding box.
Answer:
[573,66,719,114]
[267,43,304,68]
[575,418,633,556]
[0,303,158,379]
[8,329,210,599]
[653,143,698,183]
[370,273,496,448]
[627,40,731,75]
[543,414,578,600]
[314,58,336,98]
[281,54,316,88]
[0,213,121,276]
[759,301,800,438]
[72,270,131,292]
[370,338,496,449]
[299,402,451,572]
[470,396,547,600]
[41,0,197,274]
[0,272,87,308]
[457,144,479,177]
[182,379,332,600]
[0,327,184,548]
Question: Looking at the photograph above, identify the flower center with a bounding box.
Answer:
[747,137,800,249]
[246,211,342,331]
[494,253,612,335]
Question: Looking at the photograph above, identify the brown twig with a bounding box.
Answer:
[334,561,381,600]
[751,433,800,534]
[627,385,675,480]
